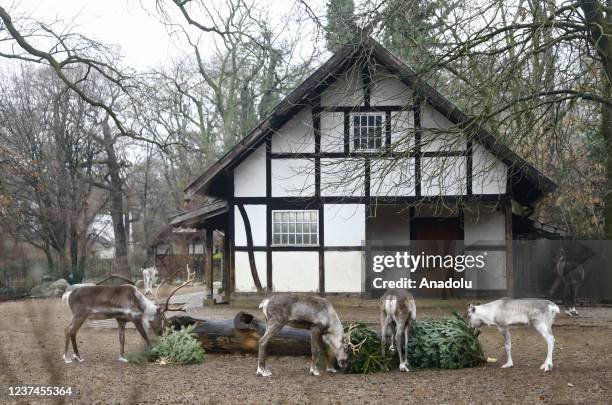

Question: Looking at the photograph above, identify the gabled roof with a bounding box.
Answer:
[185,37,556,204]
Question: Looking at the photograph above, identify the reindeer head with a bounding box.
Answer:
[467,302,483,328]
[151,264,195,335]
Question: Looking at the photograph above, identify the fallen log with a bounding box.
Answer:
[168,311,311,356]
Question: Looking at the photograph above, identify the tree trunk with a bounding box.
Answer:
[603,77,612,239]
[169,312,311,355]
[102,121,130,278]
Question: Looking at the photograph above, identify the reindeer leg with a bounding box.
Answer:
[499,326,513,368]
[133,319,151,347]
[403,317,412,370]
[535,322,554,371]
[117,319,128,362]
[309,326,322,376]
[64,315,86,363]
[322,334,337,374]
[395,320,408,372]
[257,320,285,377]
[570,281,580,316]
[380,312,390,357]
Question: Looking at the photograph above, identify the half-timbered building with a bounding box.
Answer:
[170,37,555,298]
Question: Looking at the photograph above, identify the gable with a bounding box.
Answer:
[189,38,554,206]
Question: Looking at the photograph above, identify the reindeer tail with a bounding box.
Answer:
[62,287,74,303]
[259,298,270,320]
[549,302,560,316]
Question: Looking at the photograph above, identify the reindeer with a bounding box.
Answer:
[467,298,559,371]
[257,293,349,377]
[380,289,416,372]
[61,267,194,363]
[142,266,158,295]
[549,248,585,316]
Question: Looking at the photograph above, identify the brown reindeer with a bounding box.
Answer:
[549,248,585,316]
[62,267,194,363]
[257,294,349,377]
[380,289,416,372]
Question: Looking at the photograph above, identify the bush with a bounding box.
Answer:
[127,325,205,365]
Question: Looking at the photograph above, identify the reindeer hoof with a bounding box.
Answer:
[118,357,129,363]
[63,354,72,364]
[73,355,84,362]
[309,367,320,376]
[399,363,410,372]
[326,367,338,374]
[540,362,553,371]
[501,362,513,369]
[256,367,272,377]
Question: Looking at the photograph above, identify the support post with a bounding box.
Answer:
[505,204,514,298]
[205,228,214,301]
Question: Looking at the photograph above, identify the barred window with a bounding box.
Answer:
[351,113,385,151]
[272,210,318,246]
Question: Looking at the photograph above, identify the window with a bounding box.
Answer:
[272,210,318,246]
[351,113,385,151]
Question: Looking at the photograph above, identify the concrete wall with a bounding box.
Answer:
[321,158,365,196]
[370,68,412,106]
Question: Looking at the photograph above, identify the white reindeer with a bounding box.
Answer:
[467,298,559,371]
[142,266,158,295]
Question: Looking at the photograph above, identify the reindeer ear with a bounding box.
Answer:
[468,302,475,312]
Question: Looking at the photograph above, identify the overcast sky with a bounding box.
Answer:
[5,0,326,70]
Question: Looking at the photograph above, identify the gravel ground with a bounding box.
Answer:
[0,296,611,404]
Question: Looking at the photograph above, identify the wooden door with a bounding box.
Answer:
[410,217,464,298]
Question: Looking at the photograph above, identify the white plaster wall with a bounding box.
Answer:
[370,69,412,106]
[271,158,315,197]
[421,104,465,152]
[421,156,466,195]
[320,112,345,153]
[272,251,319,292]
[324,204,365,246]
[464,208,506,245]
[390,110,414,152]
[234,144,266,197]
[370,158,416,197]
[271,109,315,153]
[472,143,507,194]
[235,251,267,292]
[321,158,365,196]
[325,251,363,292]
[321,65,364,107]
[234,205,267,247]
[464,250,507,290]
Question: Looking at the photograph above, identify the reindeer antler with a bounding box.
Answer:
[162,264,195,313]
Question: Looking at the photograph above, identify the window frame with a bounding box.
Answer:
[349,112,386,152]
[271,209,319,247]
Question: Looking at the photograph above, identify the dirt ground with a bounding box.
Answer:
[0,296,611,404]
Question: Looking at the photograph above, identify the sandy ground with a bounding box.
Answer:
[0,295,611,404]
